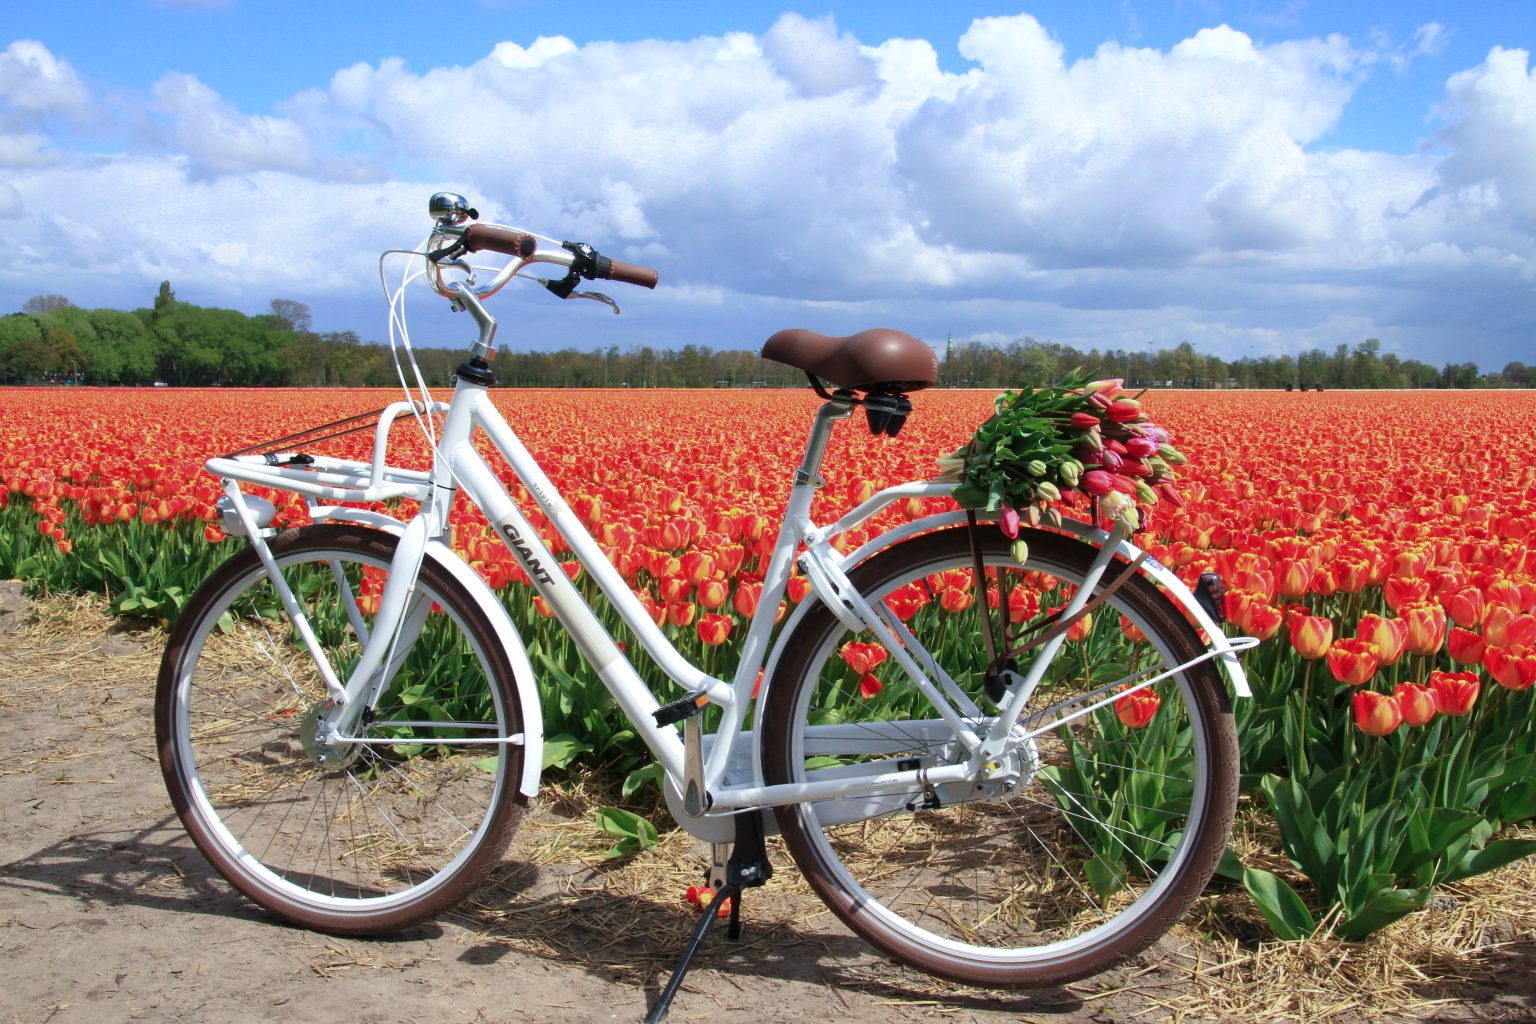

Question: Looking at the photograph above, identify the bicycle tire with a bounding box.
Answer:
[157,524,527,934]
[761,525,1237,986]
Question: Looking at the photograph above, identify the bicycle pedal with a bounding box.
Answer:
[653,690,710,727]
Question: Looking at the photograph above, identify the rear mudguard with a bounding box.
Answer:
[310,506,544,799]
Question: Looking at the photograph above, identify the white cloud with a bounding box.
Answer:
[1425,47,1536,233]
[0,19,1533,369]
[0,39,90,123]
[150,72,321,179]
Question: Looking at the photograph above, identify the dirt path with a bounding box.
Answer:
[0,583,1531,1024]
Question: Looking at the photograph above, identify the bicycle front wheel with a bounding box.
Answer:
[157,525,527,934]
[761,525,1236,986]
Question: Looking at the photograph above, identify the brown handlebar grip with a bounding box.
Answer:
[601,258,660,289]
[462,224,537,259]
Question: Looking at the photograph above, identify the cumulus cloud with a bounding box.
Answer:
[1,18,1533,368]
[1426,47,1536,234]
[150,72,321,178]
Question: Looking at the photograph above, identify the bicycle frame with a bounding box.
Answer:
[208,365,1254,843]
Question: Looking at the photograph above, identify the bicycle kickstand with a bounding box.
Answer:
[643,810,773,1024]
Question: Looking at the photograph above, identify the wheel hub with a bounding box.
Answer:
[298,701,363,768]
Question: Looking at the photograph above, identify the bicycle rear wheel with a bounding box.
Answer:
[157,525,527,934]
[761,525,1236,986]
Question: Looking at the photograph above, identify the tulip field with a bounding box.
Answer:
[3,385,1536,944]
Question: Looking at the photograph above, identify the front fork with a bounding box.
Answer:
[219,479,437,748]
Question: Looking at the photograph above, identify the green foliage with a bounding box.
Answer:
[1232,624,1536,941]
[593,806,659,859]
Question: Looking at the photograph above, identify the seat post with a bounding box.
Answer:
[794,394,855,488]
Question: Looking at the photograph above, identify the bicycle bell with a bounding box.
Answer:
[429,192,478,226]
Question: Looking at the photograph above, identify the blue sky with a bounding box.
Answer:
[3,1,1534,371]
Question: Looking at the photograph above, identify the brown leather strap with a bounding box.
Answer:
[989,551,1148,672]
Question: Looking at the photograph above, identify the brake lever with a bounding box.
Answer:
[569,289,621,315]
[535,276,621,314]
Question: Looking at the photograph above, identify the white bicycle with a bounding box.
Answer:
[156,193,1254,1018]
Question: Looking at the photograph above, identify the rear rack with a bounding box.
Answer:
[206,399,448,503]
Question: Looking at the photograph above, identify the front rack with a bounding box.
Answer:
[206,399,448,503]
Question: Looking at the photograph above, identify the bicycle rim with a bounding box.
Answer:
[157,526,524,932]
[762,526,1236,985]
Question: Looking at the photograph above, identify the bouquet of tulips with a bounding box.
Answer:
[939,370,1187,557]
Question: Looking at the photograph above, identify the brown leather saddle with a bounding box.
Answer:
[761,328,938,394]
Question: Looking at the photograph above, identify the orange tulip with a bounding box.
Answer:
[1357,613,1409,666]
[1115,687,1161,729]
[1398,602,1447,656]
[1393,682,1437,726]
[1326,638,1379,686]
[1428,670,1480,717]
[1352,690,1402,737]
[1485,607,1536,648]
[667,601,697,628]
[1288,615,1333,660]
[732,581,761,618]
[696,577,728,610]
[939,587,973,614]
[1275,559,1312,600]
[696,613,731,646]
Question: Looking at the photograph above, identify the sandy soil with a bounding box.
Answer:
[1,580,1532,1024]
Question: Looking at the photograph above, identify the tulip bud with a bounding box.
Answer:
[1082,470,1115,496]
[1083,378,1124,395]
[1158,444,1188,465]
[1026,459,1047,477]
[1080,430,1104,453]
[1069,411,1101,430]
[1036,480,1061,501]
[1011,538,1029,564]
[1156,482,1186,508]
[1107,399,1142,423]
[1134,479,1159,504]
[1058,461,1081,487]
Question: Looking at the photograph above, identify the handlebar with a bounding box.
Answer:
[424,192,658,302]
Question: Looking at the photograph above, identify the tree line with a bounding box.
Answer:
[2,287,1531,390]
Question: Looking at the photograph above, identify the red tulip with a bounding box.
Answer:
[1326,638,1379,687]
[1393,682,1437,726]
[1384,575,1431,612]
[1115,687,1160,728]
[1447,627,1486,665]
[858,673,883,699]
[696,613,731,646]
[1352,690,1402,737]
[1483,644,1536,691]
[840,641,888,675]
[1447,587,1486,629]
[1428,671,1480,717]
